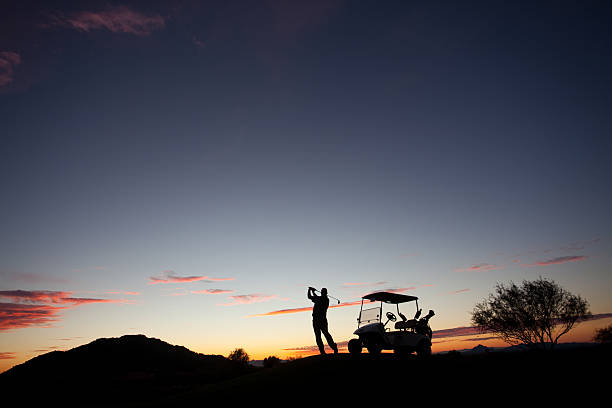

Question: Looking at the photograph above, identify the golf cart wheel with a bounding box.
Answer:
[348,339,362,355]
[366,344,382,355]
[416,342,432,358]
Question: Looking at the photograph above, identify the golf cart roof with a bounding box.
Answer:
[362,292,418,304]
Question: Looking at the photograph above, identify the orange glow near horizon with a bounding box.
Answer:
[1,317,610,373]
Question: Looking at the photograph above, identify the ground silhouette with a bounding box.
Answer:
[1,336,609,406]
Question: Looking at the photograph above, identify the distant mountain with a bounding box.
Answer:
[445,341,599,355]
[0,334,251,404]
[471,344,490,353]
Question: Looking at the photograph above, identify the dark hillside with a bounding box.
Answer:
[0,335,251,405]
[155,344,611,405]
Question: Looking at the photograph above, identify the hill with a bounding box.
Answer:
[0,334,251,405]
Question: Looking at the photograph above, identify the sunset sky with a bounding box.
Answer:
[1,0,611,372]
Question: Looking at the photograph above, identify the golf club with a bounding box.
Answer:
[309,287,341,304]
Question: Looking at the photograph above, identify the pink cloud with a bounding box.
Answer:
[521,255,587,267]
[0,290,129,331]
[124,291,140,296]
[0,290,128,306]
[0,290,73,304]
[0,302,64,331]
[385,287,416,294]
[148,271,234,284]
[61,297,128,305]
[248,299,373,317]
[0,51,20,87]
[50,6,165,36]
[455,263,503,273]
[0,352,16,359]
[191,289,234,295]
[218,294,278,306]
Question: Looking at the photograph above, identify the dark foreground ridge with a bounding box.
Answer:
[0,334,253,405]
[1,336,609,406]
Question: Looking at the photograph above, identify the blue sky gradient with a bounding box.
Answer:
[1,0,611,369]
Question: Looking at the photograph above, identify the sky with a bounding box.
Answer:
[1,0,611,372]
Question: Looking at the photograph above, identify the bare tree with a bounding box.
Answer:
[471,277,590,350]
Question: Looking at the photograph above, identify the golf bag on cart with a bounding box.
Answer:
[414,310,435,339]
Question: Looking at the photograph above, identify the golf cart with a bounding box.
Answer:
[347,292,435,357]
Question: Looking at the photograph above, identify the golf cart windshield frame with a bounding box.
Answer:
[357,292,419,328]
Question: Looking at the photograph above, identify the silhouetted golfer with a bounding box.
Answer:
[308,287,338,355]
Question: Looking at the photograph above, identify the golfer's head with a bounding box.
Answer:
[321,288,328,296]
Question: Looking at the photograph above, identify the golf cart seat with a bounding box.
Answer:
[395,319,417,330]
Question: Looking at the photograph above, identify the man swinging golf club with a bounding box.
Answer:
[308,287,338,355]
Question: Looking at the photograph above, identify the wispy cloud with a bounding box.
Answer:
[0,302,64,330]
[105,291,140,296]
[383,287,416,294]
[0,290,128,331]
[448,288,470,295]
[0,290,72,304]
[248,299,372,317]
[48,6,165,36]
[0,352,16,360]
[0,290,127,306]
[510,237,601,259]
[0,51,21,87]
[60,297,128,306]
[560,237,600,252]
[521,255,587,267]
[191,289,234,295]
[148,271,234,284]
[455,263,503,273]
[218,294,278,306]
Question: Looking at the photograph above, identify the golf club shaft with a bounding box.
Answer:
[310,287,340,304]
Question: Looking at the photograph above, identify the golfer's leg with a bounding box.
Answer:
[313,321,325,354]
[321,320,338,353]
